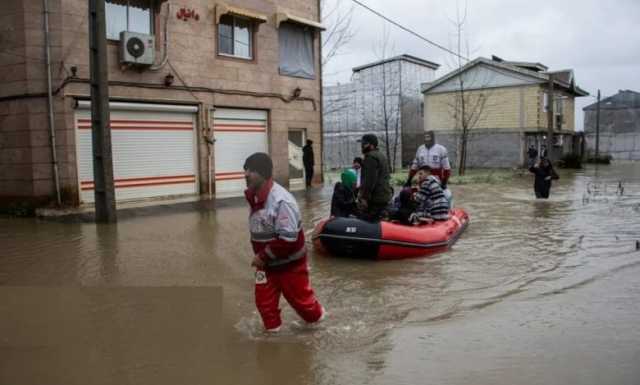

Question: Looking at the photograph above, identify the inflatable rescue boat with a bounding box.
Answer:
[313,208,469,260]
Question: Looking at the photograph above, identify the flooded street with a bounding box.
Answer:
[2,163,640,385]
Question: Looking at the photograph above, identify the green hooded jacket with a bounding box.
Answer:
[360,148,393,205]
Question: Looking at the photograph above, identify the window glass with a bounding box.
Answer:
[129,3,151,35]
[233,18,251,59]
[106,1,127,40]
[217,15,252,59]
[106,0,152,40]
[279,22,315,79]
[218,16,234,55]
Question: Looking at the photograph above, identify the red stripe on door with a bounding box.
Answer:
[78,119,193,131]
[215,171,245,181]
[213,125,266,132]
[81,175,196,190]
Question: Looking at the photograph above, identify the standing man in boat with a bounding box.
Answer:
[406,130,451,188]
[357,134,393,221]
[243,152,325,332]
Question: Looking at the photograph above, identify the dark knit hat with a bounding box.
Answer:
[359,134,378,147]
[243,152,273,179]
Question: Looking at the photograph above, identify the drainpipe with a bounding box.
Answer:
[43,0,62,205]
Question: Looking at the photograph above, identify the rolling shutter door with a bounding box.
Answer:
[213,108,268,198]
[75,102,198,203]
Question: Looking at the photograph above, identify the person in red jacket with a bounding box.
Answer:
[243,152,325,332]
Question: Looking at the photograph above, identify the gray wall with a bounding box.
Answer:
[435,131,524,169]
[323,58,437,170]
[584,108,640,160]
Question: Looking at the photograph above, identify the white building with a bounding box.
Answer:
[323,55,440,170]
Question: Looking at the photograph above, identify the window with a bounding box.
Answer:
[218,15,253,59]
[554,98,564,129]
[279,22,315,79]
[106,0,153,40]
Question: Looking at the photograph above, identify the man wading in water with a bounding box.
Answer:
[243,152,325,332]
[529,157,559,199]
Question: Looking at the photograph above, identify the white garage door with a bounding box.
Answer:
[213,108,268,198]
[75,101,198,203]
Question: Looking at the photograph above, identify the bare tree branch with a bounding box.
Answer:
[321,0,356,66]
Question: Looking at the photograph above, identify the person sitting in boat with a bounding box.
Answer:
[410,165,450,223]
[330,168,358,217]
[389,186,417,225]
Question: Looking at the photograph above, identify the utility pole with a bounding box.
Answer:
[88,0,117,223]
[595,89,601,162]
[546,74,554,161]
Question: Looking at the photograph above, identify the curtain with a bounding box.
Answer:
[278,22,315,79]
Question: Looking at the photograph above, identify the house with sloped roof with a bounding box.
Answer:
[422,55,588,168]
[583,90,640,161]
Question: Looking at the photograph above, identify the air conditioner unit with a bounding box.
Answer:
[120,31,155,66]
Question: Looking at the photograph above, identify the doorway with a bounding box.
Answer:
[288,129,306,190]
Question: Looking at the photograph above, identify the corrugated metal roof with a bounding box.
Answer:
[352,54,440,72]
[583,90,640,111]
[422,57,588,97]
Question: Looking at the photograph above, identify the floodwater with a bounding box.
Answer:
[1,163,640,385]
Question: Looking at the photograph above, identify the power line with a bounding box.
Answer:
[348,0,468,61]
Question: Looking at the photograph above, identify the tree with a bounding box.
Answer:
[320,0,355,66]
[372,26,401,173]
[444,2,490,175]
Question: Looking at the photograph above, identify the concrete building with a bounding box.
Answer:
[423,56,588,168]
[0,0,324,209]
[583,90,640,161]
[323,55,439,170]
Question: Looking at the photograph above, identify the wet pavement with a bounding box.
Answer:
[1,163,640,385]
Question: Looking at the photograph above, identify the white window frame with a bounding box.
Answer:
[217,15,253,60]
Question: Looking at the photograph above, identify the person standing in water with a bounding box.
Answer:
[529,157,559,199]
[243,152,325,332]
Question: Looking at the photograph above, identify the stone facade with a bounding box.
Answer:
[0,0,323,208]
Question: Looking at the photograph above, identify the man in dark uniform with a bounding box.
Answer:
[357,134,393,221]
[302,139,314,188]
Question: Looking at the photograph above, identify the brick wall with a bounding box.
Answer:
[425,85,542,131]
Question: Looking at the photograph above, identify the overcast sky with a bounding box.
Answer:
[322,0,640,130]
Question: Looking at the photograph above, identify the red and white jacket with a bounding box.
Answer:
[245,179,306,269]
[410,143,451,184]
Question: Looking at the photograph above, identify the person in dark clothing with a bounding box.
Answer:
[356,134,393,222]
[330,169,357,217]
[390,187,416,225]
[527,145,538,168]
[529,158,559,199]
[302,139,314,188]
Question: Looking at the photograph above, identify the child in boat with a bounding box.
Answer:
[390,187,416,225]
[411,165,450,222]
[330,168,358,217]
